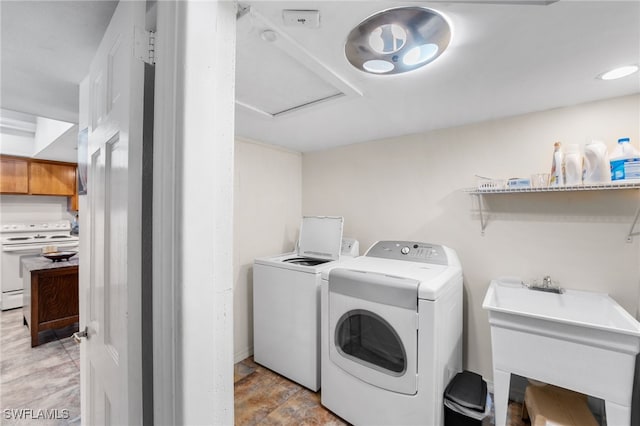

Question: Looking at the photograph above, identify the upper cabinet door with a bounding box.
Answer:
[29,161,76,196]
[0,156,30,194]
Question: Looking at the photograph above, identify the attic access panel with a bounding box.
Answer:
[235,9,360,118]
[235,34,343,116]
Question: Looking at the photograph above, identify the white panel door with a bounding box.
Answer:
[80,1,145,424]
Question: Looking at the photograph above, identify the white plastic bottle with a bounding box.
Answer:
[583,141,611,184]
[549,142,564,186]
[563,144,582,186]
[610,137,640,181]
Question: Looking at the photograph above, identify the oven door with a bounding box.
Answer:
[328,268,419,395]
[1,247,40,310]
[1,242,79,310]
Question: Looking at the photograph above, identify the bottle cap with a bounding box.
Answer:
[618,137,630,144]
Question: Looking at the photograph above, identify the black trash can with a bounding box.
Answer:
[443,370,490,426]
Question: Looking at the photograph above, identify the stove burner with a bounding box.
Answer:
[50,235,70,239]
[8,237,30,241]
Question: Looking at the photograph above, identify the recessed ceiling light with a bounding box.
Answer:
[598,65,639,80]
[345,7,451,75]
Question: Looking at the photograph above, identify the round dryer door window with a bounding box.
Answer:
[328,267,419,395]
[335,309,406,375]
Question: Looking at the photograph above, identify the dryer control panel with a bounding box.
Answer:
[365,241,448,265]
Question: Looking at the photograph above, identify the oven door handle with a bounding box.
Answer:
[2,246,45,253]
[2,243,79,252]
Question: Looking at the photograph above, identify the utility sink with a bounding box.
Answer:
[483,278,640,426]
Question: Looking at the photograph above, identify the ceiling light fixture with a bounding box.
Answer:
[345,7,451,75]
[598,65,639,81]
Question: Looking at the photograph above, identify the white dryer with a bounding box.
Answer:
[321,241,463,426]
[253,216,359,391]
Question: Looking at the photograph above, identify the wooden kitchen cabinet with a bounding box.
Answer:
[0,156,78,209]
[29,160,76,196]
[0,155,30,194]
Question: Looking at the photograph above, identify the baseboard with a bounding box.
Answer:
[234,346,253,364]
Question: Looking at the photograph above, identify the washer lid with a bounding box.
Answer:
[297,216,344,261]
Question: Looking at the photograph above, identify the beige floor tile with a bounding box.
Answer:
[235,365,304,425]
[1,310,80,426]
[260,388,347,426]
[1,361,79,408]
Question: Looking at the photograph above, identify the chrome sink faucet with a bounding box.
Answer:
[529,275,564,294]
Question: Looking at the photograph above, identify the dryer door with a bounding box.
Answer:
[328,268,418,395]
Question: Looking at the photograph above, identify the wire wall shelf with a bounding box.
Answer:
[466,181,640,194]
[465,181,640,241]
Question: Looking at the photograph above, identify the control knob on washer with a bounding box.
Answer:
[401,246,410,255]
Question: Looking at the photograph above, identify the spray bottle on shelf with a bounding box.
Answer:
[549,142,564,186]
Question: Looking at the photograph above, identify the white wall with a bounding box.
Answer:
[34,117,74,153]
[0,133,35,157]
[302,94,640,381]
[0,195,72,223]
[33,124,79,162]
[233,138,302,362]
[1,116,76,161]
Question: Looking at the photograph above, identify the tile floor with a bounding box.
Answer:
[1,309,527,426]
[234,357,529,426]
[0,308,80,426]
[235,357,347,425]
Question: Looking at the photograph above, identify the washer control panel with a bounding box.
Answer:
[340,238,360,257]
[365,241,448,265]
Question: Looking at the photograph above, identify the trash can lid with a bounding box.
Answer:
[444,370,487,413]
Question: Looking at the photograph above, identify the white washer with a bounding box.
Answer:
[321,241,463,426]
[253,216,359,391]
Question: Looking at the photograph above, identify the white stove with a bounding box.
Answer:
[1,220,79,310]
[1,221,78,247]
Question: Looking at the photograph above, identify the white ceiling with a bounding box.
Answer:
[236,0,640,151]
[1,1,638,156]
[1,1,118,124]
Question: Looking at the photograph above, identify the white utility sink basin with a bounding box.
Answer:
[483,278,640,426]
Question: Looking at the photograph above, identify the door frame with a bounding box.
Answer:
[152,1,236,424]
